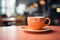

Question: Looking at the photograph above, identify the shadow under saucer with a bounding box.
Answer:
[23,30,54,34]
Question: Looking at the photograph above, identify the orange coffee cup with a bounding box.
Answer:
[27,16,51,30]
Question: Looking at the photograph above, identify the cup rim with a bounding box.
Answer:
[27,16,45,18]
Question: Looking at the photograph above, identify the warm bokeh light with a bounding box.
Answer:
[56,8,60,13]
[33,3,38,8]
[39,0,46,5]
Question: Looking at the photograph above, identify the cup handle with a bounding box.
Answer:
[44,18,51,26]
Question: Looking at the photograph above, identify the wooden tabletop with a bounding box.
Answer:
[16,26,60,40]
[0,26,60,40]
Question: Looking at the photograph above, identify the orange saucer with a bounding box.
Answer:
[20,26,51,32]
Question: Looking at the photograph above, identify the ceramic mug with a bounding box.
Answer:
[27,16,51,30]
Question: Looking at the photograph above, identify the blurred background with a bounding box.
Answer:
[0,0,60,26]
